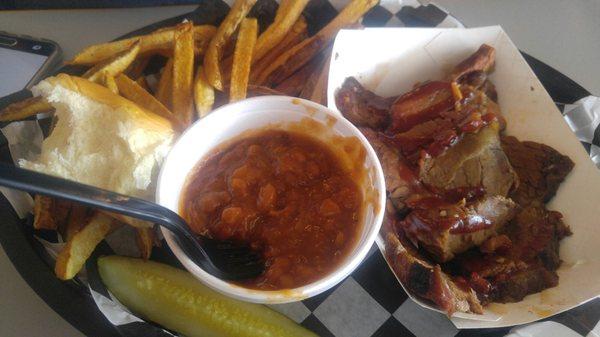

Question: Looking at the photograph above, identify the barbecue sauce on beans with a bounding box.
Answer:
[181,130,363,290]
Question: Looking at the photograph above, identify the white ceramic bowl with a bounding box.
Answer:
[156,96,386,303]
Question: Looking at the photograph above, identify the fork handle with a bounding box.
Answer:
[0,163,218,274]
[0,163,175,223]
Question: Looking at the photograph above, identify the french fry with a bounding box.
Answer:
[114,74,182,130]
[135,76,150,92]
[275,51,325,97]
[153,24,216,42]
[255,38,322,86]
[102,211,153,229]
[70,32,167,65]
[55,213,119,280]
[254,0,309,62]
[156,58,174,109]
[308,53,332,105]
[53,199,73,232]
[69,25,216,65]
[219,54,235,82]
[126,56,151,79]
[219,1,308,82]
[151,42,210,58]
[230,18,258,102]
[193,66,214,118]
[136,227,155,260]
[256,0,377,86]
[300,50,331,101]
[33,196,72,231]
[189,25,219,58]
[192,25,218,44]
[249,16,307,83]
[62,204,90,243]
[33,195,55,230]
[153,48,175,58]
[0,96,54,122]
[192,25,219,57]
[222,34,237,60]
[150,25,217,58]
[102,72,119,94]
[247,84,285,97]
[83,41,141,83]
[172,22,195,126]
[204,0,257,90]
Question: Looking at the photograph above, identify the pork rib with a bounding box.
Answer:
[360,127,424,212]
[336,77,393,130]
[451,44,496,81]
[383,208,483,315]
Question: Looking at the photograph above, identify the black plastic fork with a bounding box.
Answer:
[0,163,264,280]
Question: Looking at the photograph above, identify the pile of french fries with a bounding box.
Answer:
[0,0,377,281]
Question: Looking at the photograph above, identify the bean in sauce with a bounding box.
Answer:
[180,130,363,290]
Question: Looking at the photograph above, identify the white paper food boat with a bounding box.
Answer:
[327,26,600,329]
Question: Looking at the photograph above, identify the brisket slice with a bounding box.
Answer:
[492,266,558,303]
[490,203,571,303]
[506,202,572,269]
[419,124,518,197]
[336,77,393,130]
[400,195,517,263]
[449,203,572,304]
[501,136,574,206]
[383,207,483,315]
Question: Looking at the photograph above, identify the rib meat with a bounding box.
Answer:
[360,127,423,212]
[451,44,496,81]
[389,81,454,133]
[336,77,393,130]
[383,207,483,315]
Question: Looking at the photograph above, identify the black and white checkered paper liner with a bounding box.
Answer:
[2,1,598,337]
[561,97,600,169]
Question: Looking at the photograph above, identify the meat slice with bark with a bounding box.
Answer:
[501,136,574,206]
[360,127,423,212]
[505,202,572,269]
[383,207,483,315]
[450,202,571,303]
[451,44,496,81]
[492,266,559,303]
[336,77,393,130]
[388,81,454,133]
[419,123,518,197]
[400,195,517,262]
[388,83,506,165]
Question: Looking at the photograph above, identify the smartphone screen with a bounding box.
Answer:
[0,48,48,97]
[0,37,55,97]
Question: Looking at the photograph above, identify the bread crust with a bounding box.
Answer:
[45,74,174,133]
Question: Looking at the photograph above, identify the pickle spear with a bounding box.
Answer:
[98,256,316,337]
